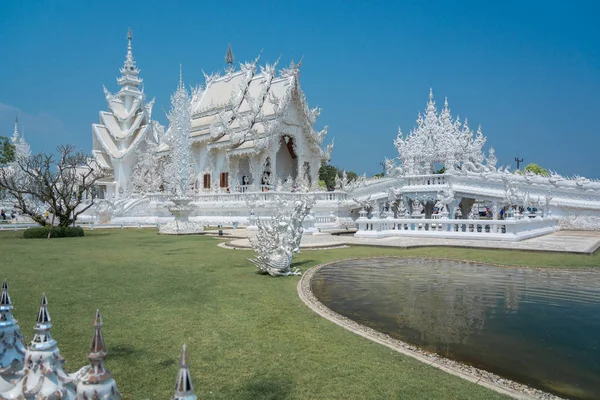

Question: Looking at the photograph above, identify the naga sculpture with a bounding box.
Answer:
[247,197,314,276]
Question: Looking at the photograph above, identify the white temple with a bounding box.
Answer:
[10,117,31,162]
[0,28,594,237]
[92,31,332,201]
[79,31,600,237]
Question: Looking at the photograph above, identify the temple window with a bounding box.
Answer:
[220,172,229,188]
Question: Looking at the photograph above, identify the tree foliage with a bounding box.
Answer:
[0,136,15,165]
[318,164,358,189]
[0,144,107,227]
[523,163,548,177]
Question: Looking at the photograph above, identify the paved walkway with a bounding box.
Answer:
[223,229,600,254]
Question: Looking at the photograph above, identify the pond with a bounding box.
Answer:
[311,258,600,400]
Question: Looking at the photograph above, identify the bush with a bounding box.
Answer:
[23,226,85,239]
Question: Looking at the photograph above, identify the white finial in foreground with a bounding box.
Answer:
[173,344,197,400]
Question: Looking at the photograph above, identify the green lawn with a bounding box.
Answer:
[0,229,596,399]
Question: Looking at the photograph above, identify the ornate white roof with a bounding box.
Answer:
[188,56,331,160]
[92,30,156,164]
[389,89,489,176]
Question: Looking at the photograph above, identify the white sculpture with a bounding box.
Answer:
[173,345,197,400]
[0,294,86,399]
[468,203,479,220]
[352,195,374,212]
[10,117,31,162]
[130,136,165,194]
[75,310,121,400]
[0,281,26,392]
[247,198,314,276]
[0,288,201,399]
[397,197,409,218]
[411,200,424,216]
[159,68,203,235]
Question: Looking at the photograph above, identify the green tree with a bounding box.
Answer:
[523,163,548,176]
[0,136,15,165]
[318,164,339,189]
[346,171,358,182]
[318,164,359,189]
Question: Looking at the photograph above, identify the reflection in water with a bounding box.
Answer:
[311,258,600,400]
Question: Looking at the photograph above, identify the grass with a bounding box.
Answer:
[0,229,597,399]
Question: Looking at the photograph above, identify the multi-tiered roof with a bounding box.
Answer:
[186,51,331,161]
[92,29,156,171]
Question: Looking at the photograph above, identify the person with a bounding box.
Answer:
[499,208,504,219]
[45,210,50,221]
[0,210,5,220]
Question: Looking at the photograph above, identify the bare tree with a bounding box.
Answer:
[0,145,107,227]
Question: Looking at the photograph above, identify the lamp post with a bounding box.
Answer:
[514,157,524,171]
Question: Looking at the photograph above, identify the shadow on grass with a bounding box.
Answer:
[158,358,176,368]
[225,375,294,400]
[110,344,142,359]
[290,259,314,268]
[85,230,117,235]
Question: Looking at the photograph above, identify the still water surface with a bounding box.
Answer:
[311,258,600,400]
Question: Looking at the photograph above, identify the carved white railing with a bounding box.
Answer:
[403,174,448,186]
[191,190,347,203]
[142,190,347,204]
[355,216,558,240]
[314,215,337,224]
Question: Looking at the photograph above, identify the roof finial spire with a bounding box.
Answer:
[118,28,142,88]
[13,116,19,138]
[126,28,134,64]
[225,42,234,72]
[179,64,183,89]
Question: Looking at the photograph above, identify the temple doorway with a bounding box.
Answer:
[276,136,297,183]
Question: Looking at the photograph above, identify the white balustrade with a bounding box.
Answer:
[187,190,346,204]
[405,174,447,186]
[355,216,558,241]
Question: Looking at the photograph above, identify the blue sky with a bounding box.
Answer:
[1,0,599,177]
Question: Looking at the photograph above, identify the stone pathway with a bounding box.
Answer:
[222,229,600,254]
